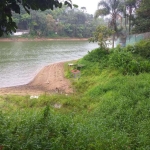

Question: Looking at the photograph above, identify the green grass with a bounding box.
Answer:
[0,40,150,149]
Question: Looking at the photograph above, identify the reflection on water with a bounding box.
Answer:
[0,40,98,87]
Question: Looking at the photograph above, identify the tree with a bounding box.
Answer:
[94,0,123,48]
[132,0,150,33]
[89,25,114,49]
[56,8,101,38]
[5,4,102,38]
[123,0,140,34]
[46,14,56,34]
[0,0,73,36]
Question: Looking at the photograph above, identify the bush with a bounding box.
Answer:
[108,49,150,75]
[83,48,109,62]
[126,39,150,59]
[82,44,150,75]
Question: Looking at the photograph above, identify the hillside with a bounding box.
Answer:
[0,39,150,149]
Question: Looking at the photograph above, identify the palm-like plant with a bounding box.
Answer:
[95,0,124,48]
[124,0,138,34]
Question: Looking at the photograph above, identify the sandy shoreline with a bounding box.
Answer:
[0,62,73,96]
[0,37,88,42]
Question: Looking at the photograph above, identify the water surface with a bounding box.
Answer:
[0,40,98,87]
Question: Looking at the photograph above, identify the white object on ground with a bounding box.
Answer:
[30,95,39,99]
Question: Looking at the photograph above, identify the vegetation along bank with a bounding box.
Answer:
[0,39,150,149]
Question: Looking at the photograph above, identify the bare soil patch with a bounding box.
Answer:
[0,62,73,95]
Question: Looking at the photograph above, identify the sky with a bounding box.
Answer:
[72,0,100,15]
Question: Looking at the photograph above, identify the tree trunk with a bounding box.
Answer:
[112,34,115,48]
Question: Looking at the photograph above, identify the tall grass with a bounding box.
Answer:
[0,39,150,149]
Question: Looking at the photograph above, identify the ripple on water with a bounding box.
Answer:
[0,40,98,87]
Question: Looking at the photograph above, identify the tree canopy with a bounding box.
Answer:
[94,0,150,43]
[0,0,73,36]
[132,0,150,33]
[89,25,114,49]
[94,0,123,48]
[9,6,102,38]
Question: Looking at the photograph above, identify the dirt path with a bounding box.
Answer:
[0,62,73,95]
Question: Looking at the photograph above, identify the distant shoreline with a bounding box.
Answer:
[0,37,89,42]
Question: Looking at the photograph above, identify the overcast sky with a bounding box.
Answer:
[72,0,100,15]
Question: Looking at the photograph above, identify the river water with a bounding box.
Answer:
[0,40,98,88]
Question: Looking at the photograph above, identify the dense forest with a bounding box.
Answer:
[8,0,150,41]
[12,6,104,38]
[1,0,150,38]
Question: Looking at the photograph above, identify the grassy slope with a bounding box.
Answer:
[0,40,150,149]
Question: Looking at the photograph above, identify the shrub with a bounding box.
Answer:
[82,42,150,75]
[126,39,150,59]
[83,48,109,63]
[108,46,150,75]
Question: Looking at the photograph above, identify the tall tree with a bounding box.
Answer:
[132,0,150,33]
[94,0,123,48]
[124,0,139,34]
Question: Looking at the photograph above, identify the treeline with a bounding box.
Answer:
[12,6,104,38]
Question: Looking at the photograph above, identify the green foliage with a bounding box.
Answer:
[108,48,150,75]
[0,0,72,36]
[10,7,103,38]
[126,39,150,59]
[1,72,150,150]
[89,25,114,49]
[88,73,150,149]
[132,0,150,33]
[83,48,109,62]
[94,0,125,48]
[83,40,150,75]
